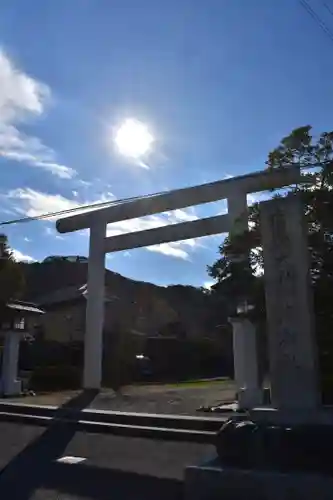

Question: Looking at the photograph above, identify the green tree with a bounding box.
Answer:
[0,234,25,307]
[103,326,138,394]
[208,125,333,397]
[207,201,264,320]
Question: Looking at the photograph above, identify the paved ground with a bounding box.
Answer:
[8,381,236,415]
[0,421,214,499]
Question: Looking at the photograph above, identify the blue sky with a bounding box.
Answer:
[0,0,332,287]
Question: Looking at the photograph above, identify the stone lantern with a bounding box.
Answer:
[0,300,44,396]
[229,297,263,410]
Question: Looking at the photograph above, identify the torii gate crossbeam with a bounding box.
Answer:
[56,166,301,389]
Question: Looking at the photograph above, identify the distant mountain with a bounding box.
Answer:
[19,260,217,340]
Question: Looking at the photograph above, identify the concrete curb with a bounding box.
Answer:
[0,401,228,432]
[0,410,216,443]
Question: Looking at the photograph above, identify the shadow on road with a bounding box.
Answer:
[42,461,182,500]
[0,390,99,499]
[0,389,182,499]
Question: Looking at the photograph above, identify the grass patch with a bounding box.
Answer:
[162,377,230,389]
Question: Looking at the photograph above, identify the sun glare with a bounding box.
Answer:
[114,118,154,159]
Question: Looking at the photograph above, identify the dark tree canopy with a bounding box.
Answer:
[0,234,25,306]
[207,125,333,394]
[208,125,333,308]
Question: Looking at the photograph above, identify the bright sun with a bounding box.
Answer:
[114,118,154,159]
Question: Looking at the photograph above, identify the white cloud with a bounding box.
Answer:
[202,280,215,290]
[6,188,79,218]
[147,242,190,260]
[247,192,272,205]
[163,208,198,222]
[0,48,75,179]
[77,179,93,188]
[106,207,200,260]
[12,248,35,262]
[4,186,202,260]
[4,188,115,221]
[44,225,64,240]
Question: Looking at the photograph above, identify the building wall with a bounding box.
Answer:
[40,302,85,343]
[38,289,184,343]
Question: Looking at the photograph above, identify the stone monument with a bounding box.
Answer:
[258,194,320,417]
[185,194,333,499]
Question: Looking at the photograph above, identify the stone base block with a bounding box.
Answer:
[250,407,333,426]
[185,457,333,500]
[237,388,264,409]
[0,379,22,397]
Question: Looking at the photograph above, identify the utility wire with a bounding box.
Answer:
[323,1,333,18]
[298,0,333,44]
[0,162,324,228]
[0,189,168,227]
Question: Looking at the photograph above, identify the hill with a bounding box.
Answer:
[19,260,218,340]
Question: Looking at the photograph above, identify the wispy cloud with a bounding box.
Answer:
[247,192,271,205]
[6,188,81,218]
[4,188,115,220]
[3,187,201,260]
[44,225,64,240]
[0,48,75,179]
[12,248,35,262]
[147,242,190,260]
[202,280,215,290]
[106,207,200,260]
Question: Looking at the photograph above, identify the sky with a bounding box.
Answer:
[0,0,332,288]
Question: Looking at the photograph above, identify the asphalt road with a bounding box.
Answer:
[0,421,214,500]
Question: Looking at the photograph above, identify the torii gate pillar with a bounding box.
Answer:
[83,221,106,389]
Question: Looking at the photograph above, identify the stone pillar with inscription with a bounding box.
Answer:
[260,194,320,413]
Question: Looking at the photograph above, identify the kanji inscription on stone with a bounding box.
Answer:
[260,195,319,410]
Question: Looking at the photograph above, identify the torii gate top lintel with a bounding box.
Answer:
[56,166,301,236]
[57,165,302,390]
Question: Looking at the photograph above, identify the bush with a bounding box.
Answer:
[145,337,230,382]
[29,365,81,392]
[103,330,137,392]
[19,340,83,371]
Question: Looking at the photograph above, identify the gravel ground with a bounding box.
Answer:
[0,422,214,499]
[91,383,235,414]
[7,381,236,415]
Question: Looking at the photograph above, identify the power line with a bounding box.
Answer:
[0,163,323,229]
[323,1,333,18]
[298,0,333,44]
[0,190,168,228]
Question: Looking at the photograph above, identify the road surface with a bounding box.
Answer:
[0,421,214,499]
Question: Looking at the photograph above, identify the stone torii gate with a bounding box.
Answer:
[56,167,301,396]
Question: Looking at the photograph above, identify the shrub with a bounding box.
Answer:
[29,365,81,392]
[19,340,84,371]
[103,330,137,393]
